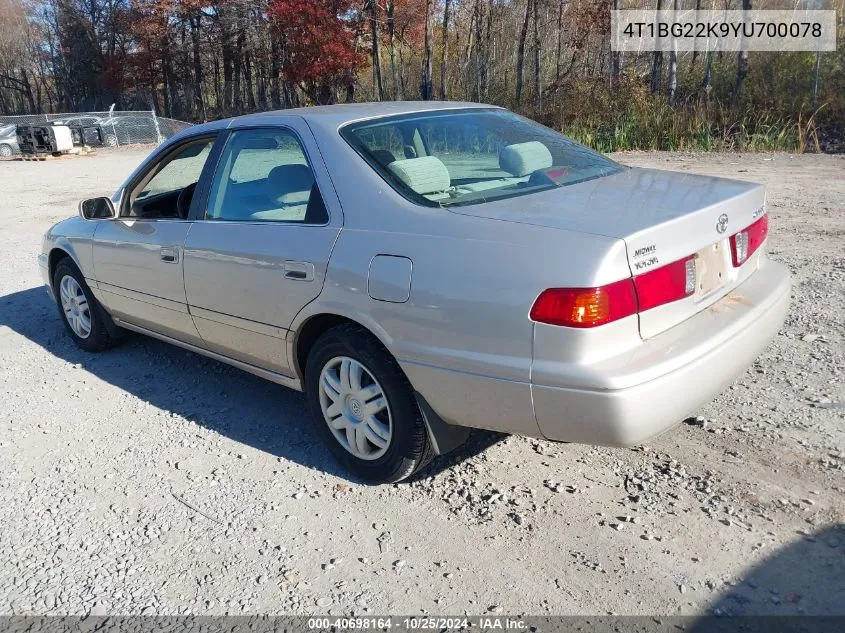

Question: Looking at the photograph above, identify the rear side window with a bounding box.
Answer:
[205,128,328,224]
[341,108,623,207]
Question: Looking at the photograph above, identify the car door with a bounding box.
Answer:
[182,120,342,375]
[92,133,222,346]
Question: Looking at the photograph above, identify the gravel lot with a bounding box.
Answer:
[0,148,843,617]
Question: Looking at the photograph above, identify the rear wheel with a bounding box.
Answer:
[0,144,13,157]
[305,324,433,484]
[104,134,118,147]
[53,259,114,352]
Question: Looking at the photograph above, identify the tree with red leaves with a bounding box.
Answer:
[267,0,365,105]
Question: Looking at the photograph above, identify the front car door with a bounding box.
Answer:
[92,134,221,346]
[182,120,342,375]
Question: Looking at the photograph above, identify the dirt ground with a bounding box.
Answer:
[0,148,843,617]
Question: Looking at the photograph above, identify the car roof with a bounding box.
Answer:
[182,101,499,136]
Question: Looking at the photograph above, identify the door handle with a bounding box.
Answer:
[160,247,180,263]
[283,261,315,282]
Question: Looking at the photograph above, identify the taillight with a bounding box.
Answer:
[633,255,696,312]
[730,214,768,267]
[530,256,696,328]
[529,279,637,328]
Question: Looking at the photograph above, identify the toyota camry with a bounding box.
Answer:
[38,102,791,483]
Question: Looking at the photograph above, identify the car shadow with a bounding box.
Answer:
[694,524,845,621]
[0,286,502,484]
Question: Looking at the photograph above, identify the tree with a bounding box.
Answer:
[650,0,664,93]
[387,0,400,99]
[366,0,383,100]
[515,0,530,106]
[733,0,751,106]
[419,0,432,99]
[532,0,540,109]
[268,0,364,105]
[0,0,41,112]
[438,0,449,100]
[667,0,678,106]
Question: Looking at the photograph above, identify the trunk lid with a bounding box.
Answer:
[449,167,767,337]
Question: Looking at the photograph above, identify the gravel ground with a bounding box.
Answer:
[0,149,843,617]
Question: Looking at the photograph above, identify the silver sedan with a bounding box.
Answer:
[38,102,791,483]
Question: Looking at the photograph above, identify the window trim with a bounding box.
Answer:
[120,132,221,220]
[196,125,331,227]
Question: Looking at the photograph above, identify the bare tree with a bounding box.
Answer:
[532,0,540,109]
[650,0,665,93]
[667,0,678,106]
[733,0,751,105]
[472,0,483,100]
[610,0,620,83]
[420,0,433,100]
[439,0,450,100]
[367,0,383,100]
[386,0,400,99]
[515,0,531,107]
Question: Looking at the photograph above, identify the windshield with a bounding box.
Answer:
[340,108,623,207]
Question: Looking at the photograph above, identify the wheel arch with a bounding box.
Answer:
[48,247,76,292]
[292,312,387,381]
[290,309,469,457]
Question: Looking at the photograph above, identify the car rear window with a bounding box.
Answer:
[340,108,623,207]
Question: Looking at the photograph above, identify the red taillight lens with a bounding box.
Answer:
[530,256,697,328]
[730,214,768,267]
[633,255,697,312]
[530,279,638,328]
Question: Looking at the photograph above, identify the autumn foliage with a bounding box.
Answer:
[267,0,365,104]
[0,0,842,152]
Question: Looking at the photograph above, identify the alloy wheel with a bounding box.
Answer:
[59,275,92,339]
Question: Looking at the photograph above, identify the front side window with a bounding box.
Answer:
[341,108,624,207]
[126,137,214,218]
[205,128,328,224]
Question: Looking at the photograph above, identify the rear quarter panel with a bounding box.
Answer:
[298,118,635,435]
[291,188,630,434]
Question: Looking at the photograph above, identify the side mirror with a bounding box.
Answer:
[79,197,115,220]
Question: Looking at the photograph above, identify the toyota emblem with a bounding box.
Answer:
[716,213,729,234]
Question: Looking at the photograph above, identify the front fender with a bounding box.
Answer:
[43,217,98,284]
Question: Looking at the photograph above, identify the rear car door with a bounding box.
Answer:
[182,120,342,375]
[92,133,221,346]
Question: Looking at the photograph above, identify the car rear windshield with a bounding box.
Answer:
[340,108,623,207]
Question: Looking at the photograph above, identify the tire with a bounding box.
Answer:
[0,144,13,158]
[305,323,434,484]
[53,258,114,352]
[104,134,118,147]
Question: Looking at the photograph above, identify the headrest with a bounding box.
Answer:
[388,156,450,195]
[267,164,314,206]
[371,149,396,165]
[499,141,553,177]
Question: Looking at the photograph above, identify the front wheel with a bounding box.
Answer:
[53,259,115,352]
[0,144,13,157]
[305,324,433,484]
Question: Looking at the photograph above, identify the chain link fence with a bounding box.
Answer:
[0,110,192,158]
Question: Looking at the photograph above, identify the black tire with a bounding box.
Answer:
[0,143,13,158]
[53,258,114,352]
[305,323,434,484]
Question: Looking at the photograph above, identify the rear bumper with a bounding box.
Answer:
[533,258,791,445]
